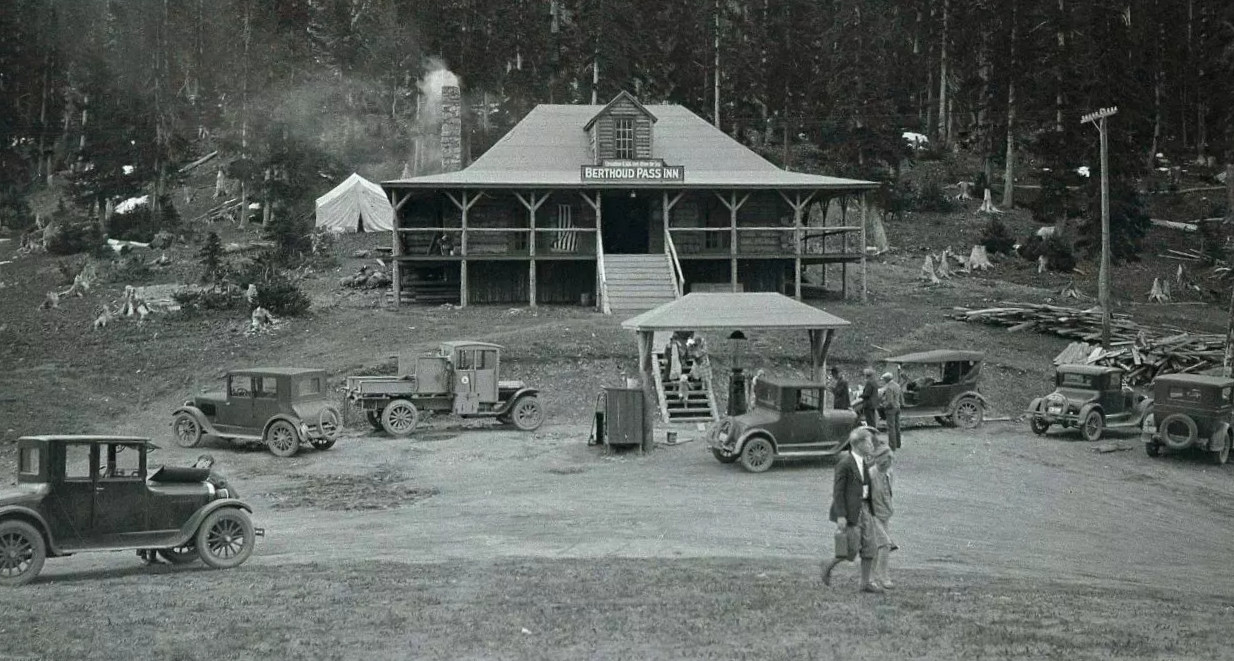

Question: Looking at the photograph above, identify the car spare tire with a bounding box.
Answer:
[1158,413,1198,450]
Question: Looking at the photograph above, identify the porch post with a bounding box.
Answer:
[581,192,604,312]
[445,190,482,307]
[779,190,815,301]
[390,190,409,307]
[637,329,656,453]
[715,191,750,293]
[860,191,868,304]
[515,192,548,308]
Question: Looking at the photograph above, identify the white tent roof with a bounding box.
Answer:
[315,173,394,232]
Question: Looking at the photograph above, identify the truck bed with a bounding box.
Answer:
[345,375,417,398]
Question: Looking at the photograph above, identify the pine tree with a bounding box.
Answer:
[199,231,224,283]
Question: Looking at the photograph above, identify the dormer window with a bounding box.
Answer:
[614,118,635,159]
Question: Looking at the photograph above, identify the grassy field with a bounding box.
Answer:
[3,559,1228,661]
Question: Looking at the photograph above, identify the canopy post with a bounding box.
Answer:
[637,330,656,453]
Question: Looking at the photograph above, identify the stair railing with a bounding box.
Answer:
[664,229,685,298]
[596,231,612,315]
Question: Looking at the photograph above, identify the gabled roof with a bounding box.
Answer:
[621,293,850,332]
[582,90,657,131]
[385,103,878,191]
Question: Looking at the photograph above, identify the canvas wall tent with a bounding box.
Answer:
[315,173,395,232]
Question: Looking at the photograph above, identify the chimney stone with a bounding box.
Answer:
[441,86,462,173]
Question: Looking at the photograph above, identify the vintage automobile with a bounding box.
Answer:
[706,377,859,473]
[172,367,342,458]
[1027,364,1153,441]
[881,350,988,428]
[0,435,262,586]
[344,341,544,437]
[1141,373,1234,464]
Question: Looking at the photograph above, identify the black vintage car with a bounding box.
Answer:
[1142,374,1234,464]
[0,436,262,586]
[1027,364,1153,441]
[881,350,988,428]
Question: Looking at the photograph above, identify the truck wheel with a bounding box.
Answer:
[952,397,983,429]
[195,508,255,570]
[1211,433,1231,466]
[1029,416,1050,436]
[265,420,300,457]
[1080,409,1104,442]
[0,520,46,586]
[365,411,383,431]
[381,399,419,437]
[510,396,545,431]
[173,412,203,448]
[739,437,775,473]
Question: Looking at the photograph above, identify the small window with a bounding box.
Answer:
[298,377,322,397]
[1109,373,1122,390]
[457,350,475,370]
[1168,387,1203,402]
[1224,387,1232,403]
[797,389,821,411]
[64,444,93,480]
[254,377,279,399]
[19,447,39,475]
[477,350,498,370]
[1059,373,1091,388]
[229,377,253,397]
[102,443,142,480]
[614,118,635,159]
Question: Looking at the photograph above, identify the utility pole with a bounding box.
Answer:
[713,0,721,128]
[1081,106,1118,350]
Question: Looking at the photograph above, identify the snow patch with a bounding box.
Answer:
[902,132,929,149]
[1075,166,1091,178]
[115,195,149,214]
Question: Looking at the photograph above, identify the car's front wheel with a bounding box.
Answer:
[1029,416,1050,436]
[265,420,300,457]
[1080,409,1105,442]
[0,520,46,586]
[196,508,256,570]
[739,437,775,473]
[173,412,203,448]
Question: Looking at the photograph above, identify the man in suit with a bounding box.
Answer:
[881,372,904,450]
[821,427,882,592]
[855,368,879,428]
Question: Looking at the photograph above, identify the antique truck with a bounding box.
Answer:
[1027,364,1153,441]
[344,341,544,437]
[881,350,988,428]
[0,435,262,586]
[707,377,859,473]
[1142,373,1234,464]
[172,368,342,458]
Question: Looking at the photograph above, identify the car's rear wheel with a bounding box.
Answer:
[1029,416,1050,436]
[196,508,255,570]
[739,437,775,473]
[265,420,300,457]
[711,448,739,464]
[1080,409,1104,442]
[1211,433,1231,466]
[157,541,199,564]
[952,397,984,429]
[173,412,203,448]
[0,520,45,586]
[381,399,420,437]
[509,396,545,431]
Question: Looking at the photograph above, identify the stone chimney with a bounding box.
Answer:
[440,85,462,173]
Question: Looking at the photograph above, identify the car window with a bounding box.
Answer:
[19,447,39,475]
[1224,387,1232,404]
[1168,387,1203,402]
[254,377,278,399]
[1059,373,1091,388]
[457,350,474,370]
[297,377,322,397]
[1109,373,1122,390]
[64,444,94,480]
[477,350,498,370]
[229,376,252,397]
[102,443,142,480]
[797,389,820,411]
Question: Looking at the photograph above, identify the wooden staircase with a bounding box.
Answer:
[652,334,720,423]
[603,254,678,313]
[386,266,460,306]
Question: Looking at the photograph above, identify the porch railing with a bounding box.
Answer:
[596,231,611,315]
[665,228,685,298]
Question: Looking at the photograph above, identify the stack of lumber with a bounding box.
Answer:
[952,302,1226,384]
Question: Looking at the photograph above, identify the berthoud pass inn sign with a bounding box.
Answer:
[581,159,685,183]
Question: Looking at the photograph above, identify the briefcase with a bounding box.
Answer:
[834,526,860,561]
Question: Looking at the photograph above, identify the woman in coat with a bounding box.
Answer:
[868,441,896,589]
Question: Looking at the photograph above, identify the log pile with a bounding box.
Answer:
[952,302,1226,384]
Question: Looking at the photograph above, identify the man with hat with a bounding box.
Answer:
[855,368,879,428]
[880,372,904,450]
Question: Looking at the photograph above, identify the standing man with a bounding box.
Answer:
[822,427,882,593]
[881,372,904,450]
[856,368,879,428]
[829,366,851,410]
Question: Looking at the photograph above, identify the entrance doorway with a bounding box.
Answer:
[601,193,650,253]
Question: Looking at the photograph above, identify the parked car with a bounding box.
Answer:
[1142,373,1234,464]
[1026,364,1153,441]
[172,368,342,457]
[0,435,262,586]
[706,377,859,473]
[344,341,543,437]
[881,350,988,428]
